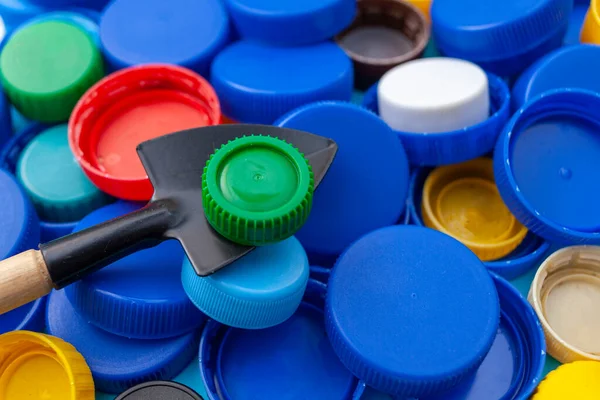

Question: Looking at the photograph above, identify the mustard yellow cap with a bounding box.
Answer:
[0,331,94,400]
[422,158,527,261]
[529,246,600,364]
[582,2,600,44]
[532,361,600,399]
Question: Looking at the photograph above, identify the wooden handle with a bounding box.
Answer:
[0,250,54,315]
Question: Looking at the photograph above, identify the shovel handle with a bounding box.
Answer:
[0,250,54,314]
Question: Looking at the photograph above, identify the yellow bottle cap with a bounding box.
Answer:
[406,0,431,19]
[581,2,600,44]
[422,158,527,261]
[0,331,94,400]
[529,246,600,363]
[532,361,600,399]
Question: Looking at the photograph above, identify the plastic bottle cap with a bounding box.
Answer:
[16,10,101,47]
[223,0,355,46]
[47,288,199,394]
[0,169,40,259]
[363,71,510,166]
[408,167,550,279]
[69,64,221,201]
[65,201,206,339]
[582,0,600,44]
[116,381,204,400]
[325,225,500,397]
[494,89,600,245]
[378,58,489,133]
[0,87,12,167]
[431,0,572,77]
[199,279,362,400]
[532,361,600,399]
[0,20,104,123]
[565,2,589,46]
[210,41,353,124]
[182,236,309,329]
[423,273,546,400]
[275,101,409,265]
[336,0,430,90]
[0,297,46,335]
[16,124,110,223]
[0,331,94,400]
[512,45,600,111]
[100,0,230,77]
[422,158,528,261]
[529,246,600,363]
[202,135,314,246]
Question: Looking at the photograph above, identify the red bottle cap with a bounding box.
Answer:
[69,64,221,200]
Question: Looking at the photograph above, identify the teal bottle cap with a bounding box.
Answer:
[181,236,309,329]
[16,124,110,223]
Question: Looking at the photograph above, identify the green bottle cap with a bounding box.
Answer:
[0,21,104,123]
[202,135,314,246]
[16,125,111,222]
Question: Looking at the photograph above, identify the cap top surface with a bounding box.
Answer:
[116,381,203,400]
[532,361,600,399]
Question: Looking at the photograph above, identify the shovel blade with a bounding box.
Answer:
[136,124,337,276]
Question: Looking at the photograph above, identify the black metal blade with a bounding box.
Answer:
[136,124,337,276]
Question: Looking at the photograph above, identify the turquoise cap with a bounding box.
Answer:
[16,124,110,223]
[181,236,309,329]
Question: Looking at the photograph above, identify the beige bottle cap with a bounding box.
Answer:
[529,246,600,363]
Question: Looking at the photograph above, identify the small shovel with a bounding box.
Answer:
[0,124,337,315]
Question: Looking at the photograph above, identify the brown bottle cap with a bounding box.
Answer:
[335,0,430,90]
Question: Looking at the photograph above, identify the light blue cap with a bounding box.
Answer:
[326,225,500,398]
[16,124,111,223]
[210,41,353,123]
[432,0,572,77]
[223,0,355,46]
[100,0,230,76]
[182,236,309,329]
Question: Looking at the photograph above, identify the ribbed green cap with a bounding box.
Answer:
[202,135,314,246]
[0,21,104,123]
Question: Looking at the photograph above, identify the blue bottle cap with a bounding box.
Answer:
[16,124,111,223]
[0,85,10,151]
[199,279,364,400]
[100,0,230,77]
[210,41,353,124]
[0,123,109,242]
[10,108,29,134]
[325,225,500,398]
[0,296,46,334]
[0,168,40,258]
[564,3,589,45]
[422,273,546,400]
[0,2,44,32]
[407,167,550,279]
[309,265,331,285]
[223,0,355,46]
[65,201,206,339]
[361,73,510,166]
[47,288,200,394]
[17,9,101,46]
[275,101,409,265]
[431,0,572,77]
[26,0,109,9]
[512,45,600,111]
[182,236,309,329]
[495,88,600,245]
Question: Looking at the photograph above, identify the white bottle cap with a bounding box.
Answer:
[377,57,489,133]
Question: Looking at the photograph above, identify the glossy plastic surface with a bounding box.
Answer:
[276,101,409,265]
[182,236,309,329]
[199,279,363,400]
[100,0,230,77]
[47,288,201,394]
[211,41,353,124]
[432,0,572,76]
[65,201,206,339]
[0,296,46,334]
[326,225,500,397]
[495,89,600,244]
[362,73,510,166]
[224,0,355,46]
